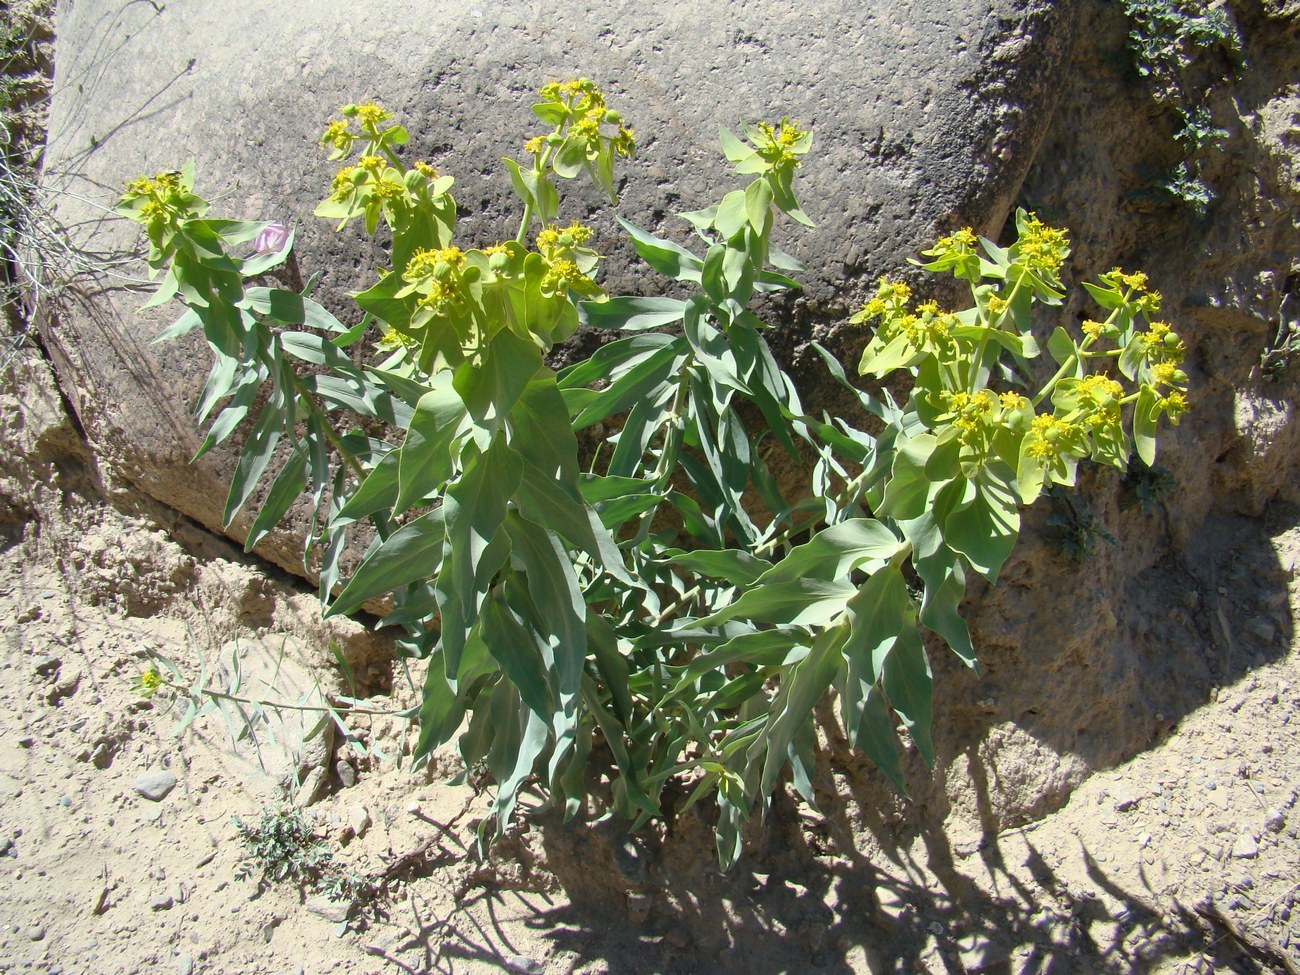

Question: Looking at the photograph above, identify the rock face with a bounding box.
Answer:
[40,0,1075,575]
[30,0,1300,928]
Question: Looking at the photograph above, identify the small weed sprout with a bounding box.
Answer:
[234,805,375,903]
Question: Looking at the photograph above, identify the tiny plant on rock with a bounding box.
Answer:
[122,80,1188,868]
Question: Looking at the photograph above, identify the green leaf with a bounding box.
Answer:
[942,474,1020,582]
[715,190,749,240]
[855,682,908,794]
[436,437,523,669]
[692,578,856,628]
[877,435,939,520]
[663,548,767,587]
[394,382,467,515]
[480,592,553,720]
[1046,326,1078,367]
[223,398,285,527]
[243,288,345,333]
[579,296,687,331]
[505,516,586,727]
[751,623,847,805]
[453,329,544,438]
[326,508,447,618]
[882,625,934,767]
[744,179,773,234]
[718,125,753,164]
[757,519,902,585]
[617,218,703,284]
[553,135,588,179]
[1133,385,1159,466]
[335,446,400,525]
[244,445,307,551]
[1082,281,1123,310]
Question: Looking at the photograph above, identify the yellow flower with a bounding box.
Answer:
[138,668,162,696]
[482,243,508,257]
[524,136,545,155]
[321,119,349,146]
[999,392,1028,410]
[1081,320,1105,339]
[352,102,391,128]
[986,295,1008,315]
[359,155,384,172]
[542,258,586,292]
[414,161,439,179]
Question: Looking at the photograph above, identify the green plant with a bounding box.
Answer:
[120,82,1188,868]
[1119,0,1240,213]
[1045,486,1117,561]
[234,804,375,903]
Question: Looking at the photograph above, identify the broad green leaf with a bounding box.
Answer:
[744,179,773,234]
[326,508,447,618]
[395,382,466,515]
[579,295,687,331]
[480,592,553,720]
[756,519,902,585]
[1133,385,1159,466]
[334,446,399,525]
[942,474,1020,582]
[877,434,939,520]
[752,623,847,805]
[692,577,856,628]
[852,682,907,795]
[663,548,768,587]
[616,218,704,284]
[454,329,544,438]
[1046,326,1078,368]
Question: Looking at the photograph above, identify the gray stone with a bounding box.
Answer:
[1265,808,1286,832]
[150,894,175,911]
[1230,834,1259,859]
[334,760,356,789]
[132,770,178,802]
[177,955,195,975]
[31,656,60,677]
[25,923,45,941]
[504,955,545,975]
[347,805,370,839]
[1112,788,1138,812]
[41,0,1075,582]
[305,896,353,923]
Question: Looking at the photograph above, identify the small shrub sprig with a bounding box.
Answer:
[1119,0,1240,212]
[120,81,1187,868]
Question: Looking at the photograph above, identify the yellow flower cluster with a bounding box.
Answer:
[1015,213,1069,275]
[404,246,466,281]
[542,258,586,293]
[536,78,635,159]
[536,221,594,254]
[1025,413,1082,462]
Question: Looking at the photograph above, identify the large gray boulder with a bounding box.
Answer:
[39,0,1074,573]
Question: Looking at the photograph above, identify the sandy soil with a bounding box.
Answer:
[0,457,1296,975]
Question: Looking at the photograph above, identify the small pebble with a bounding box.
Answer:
[25,924,45,941]
[1230,834,1259,859]
[333,760,356,789]
[132,771,177,802]
[504,955,545,975]
[1264,809,1286,833]
[177,955,195,975]
[150,894,174,911]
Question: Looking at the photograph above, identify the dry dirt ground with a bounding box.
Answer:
[0,406,1297,975]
